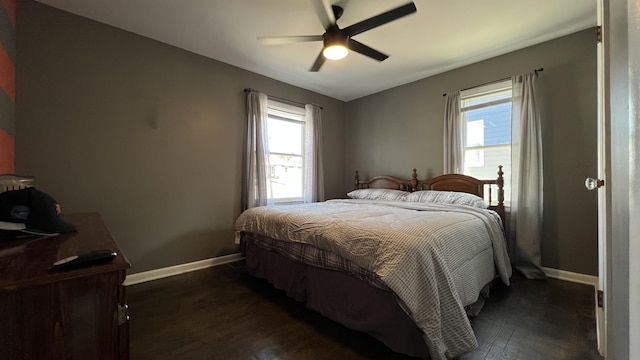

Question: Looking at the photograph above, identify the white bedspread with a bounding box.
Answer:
[235,199,512,359]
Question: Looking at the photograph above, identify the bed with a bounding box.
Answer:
[235,167,512,359]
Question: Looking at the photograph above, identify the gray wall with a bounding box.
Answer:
[345,29,598,275]
[16,2,598,276]
[16,2,345,274]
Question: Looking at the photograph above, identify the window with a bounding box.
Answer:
[460,80,512,204]
[267,100,306,203]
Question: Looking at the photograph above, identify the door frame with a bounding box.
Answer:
[595,1,608,356]
[602,0,639,358]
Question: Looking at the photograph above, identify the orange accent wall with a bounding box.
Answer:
[0,0,15,173]
[2,0,14,28]
[0,42,14,101]
[0,129,14,173]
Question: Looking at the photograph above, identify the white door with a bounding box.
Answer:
[584,0,609,355]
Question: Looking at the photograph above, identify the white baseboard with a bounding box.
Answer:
[124,253,244,286]
[542,267,598,287]
[123,256,597,288]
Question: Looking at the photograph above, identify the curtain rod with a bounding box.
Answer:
[442,68,544,97]
[243,88,323,109]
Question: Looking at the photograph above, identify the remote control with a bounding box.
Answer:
[50,250,117,271]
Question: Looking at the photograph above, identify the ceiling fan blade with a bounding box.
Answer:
[343,2,417,37]
[348,39,389,62]
[311,0,336,30]
[309,51,326,72]
[258,35,323,45]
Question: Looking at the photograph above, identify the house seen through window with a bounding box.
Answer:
[267,100,305,203]
[461,80,512,204]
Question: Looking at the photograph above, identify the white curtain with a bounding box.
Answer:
[443,91,464,173]
[241,91,273,211]
[510,73,545,279]
[304,104,325,203]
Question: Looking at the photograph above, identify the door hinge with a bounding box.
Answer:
[597,290,604,308]
[596,26,602,43]
[118,303,130,325]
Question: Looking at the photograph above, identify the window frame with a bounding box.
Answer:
[266,99,306,204]
[460,80,513,205]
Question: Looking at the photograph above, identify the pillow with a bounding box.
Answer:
[347,188,409,201]
[404,190,488,209]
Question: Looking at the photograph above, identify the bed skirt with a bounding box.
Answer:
[246,241,431,358]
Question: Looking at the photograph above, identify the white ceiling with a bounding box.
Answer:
[36,0,597,101]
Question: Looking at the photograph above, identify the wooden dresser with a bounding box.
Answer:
[0,212,131,360]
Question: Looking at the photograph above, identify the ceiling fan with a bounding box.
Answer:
[258,1,417,72]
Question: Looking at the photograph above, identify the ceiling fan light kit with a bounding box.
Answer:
[323,45,348,60]
[322,28,348,60]
[258,1,417,71]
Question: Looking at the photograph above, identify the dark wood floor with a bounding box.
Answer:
[127,261,603,360]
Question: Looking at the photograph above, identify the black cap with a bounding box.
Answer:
[0,187,75,237]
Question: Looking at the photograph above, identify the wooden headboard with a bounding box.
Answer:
[355,166,505,223]
[354,168,420,192]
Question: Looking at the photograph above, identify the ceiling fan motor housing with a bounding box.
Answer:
[323,26,348,49]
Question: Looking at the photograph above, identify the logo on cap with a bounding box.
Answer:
[10,205,30,221]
